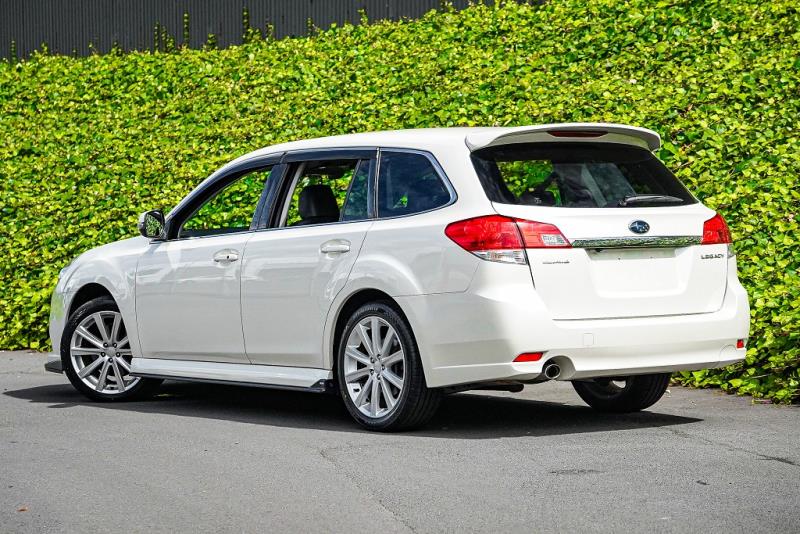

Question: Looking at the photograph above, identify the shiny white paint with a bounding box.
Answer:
[136,232,251,363]
[241,221,372,367]
[130,358,331,388]
[397,254,749,387]
[494,202,727,319]
[49,124,751,394]
[351,210,479,296]
[464,122,662,151]
[50,236,149,358]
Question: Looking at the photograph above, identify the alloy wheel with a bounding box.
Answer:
[69,311,140,394]
[343,316,406,418]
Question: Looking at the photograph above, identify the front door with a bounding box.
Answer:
[241,153,375,367]
[136,164,275,362]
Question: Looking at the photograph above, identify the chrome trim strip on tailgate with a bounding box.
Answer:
[570,236,701,249]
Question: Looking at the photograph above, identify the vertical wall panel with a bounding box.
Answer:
[0,0,511,59]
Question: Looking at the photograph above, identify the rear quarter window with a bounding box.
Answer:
[377,151,452,217]
[471,142,696,208]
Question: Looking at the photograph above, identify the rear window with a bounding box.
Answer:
[471,142,696,208]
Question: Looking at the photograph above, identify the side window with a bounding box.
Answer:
[180,167,272,238]
[377,152,451,217]
[341,160,370,222]
[282,159,365,227]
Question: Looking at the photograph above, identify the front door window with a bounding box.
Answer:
[180,167,272,238]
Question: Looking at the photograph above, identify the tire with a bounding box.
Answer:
[572,373,671,413]
[336,301,440,431]
[62,296,161,402]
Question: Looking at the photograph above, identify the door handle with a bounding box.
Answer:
[320,240,351,254]
[213,249,240,263]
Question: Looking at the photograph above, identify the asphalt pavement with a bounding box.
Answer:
[1,350,798,533]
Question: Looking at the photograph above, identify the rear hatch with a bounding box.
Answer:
[468,126,729,320]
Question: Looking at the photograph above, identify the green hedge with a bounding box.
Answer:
[0,0,798,401]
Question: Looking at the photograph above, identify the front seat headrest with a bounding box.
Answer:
[296,184,339,225]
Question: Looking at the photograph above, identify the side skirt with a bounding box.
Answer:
[130,358,335,393]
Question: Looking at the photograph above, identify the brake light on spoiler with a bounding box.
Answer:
[547,129,606,138]
[445,215,570,265]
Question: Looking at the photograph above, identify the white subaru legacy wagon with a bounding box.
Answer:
[46,123,750,430]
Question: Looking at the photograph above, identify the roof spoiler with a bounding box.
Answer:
[465,123,661,152]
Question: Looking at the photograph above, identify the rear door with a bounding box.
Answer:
[240,150,375,367]
[469,131,728,320]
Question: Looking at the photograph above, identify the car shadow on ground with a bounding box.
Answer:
[4,380,701,439]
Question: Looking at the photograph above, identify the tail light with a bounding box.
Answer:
[701,213,732,245]
[515,220,571,248]
[445,215,570,265]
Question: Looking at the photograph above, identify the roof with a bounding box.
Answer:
[244,128,494,158]
[235,123,661,164]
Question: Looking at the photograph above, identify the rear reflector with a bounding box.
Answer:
[445,215,571,264]
[736,339,746,349]
[701,213,732,245]
[514,352,544,362]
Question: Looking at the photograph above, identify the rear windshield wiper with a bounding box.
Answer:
[618,194,684,207]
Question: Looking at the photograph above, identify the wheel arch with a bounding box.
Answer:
[326,288,416,378]
[68,283,115,318]
[60,256,141,359]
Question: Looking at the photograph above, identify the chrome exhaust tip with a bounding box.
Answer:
[543,362,561,380]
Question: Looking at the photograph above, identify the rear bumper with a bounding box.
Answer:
[398,257,750,388]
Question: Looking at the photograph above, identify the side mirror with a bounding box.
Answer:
[138,210,166,239]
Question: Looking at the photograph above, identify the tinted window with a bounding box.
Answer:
[180,167,272,237]
[471,143,696,208]
[282,159,360,227]
[341,160,370,222]
[377,152,451,217]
